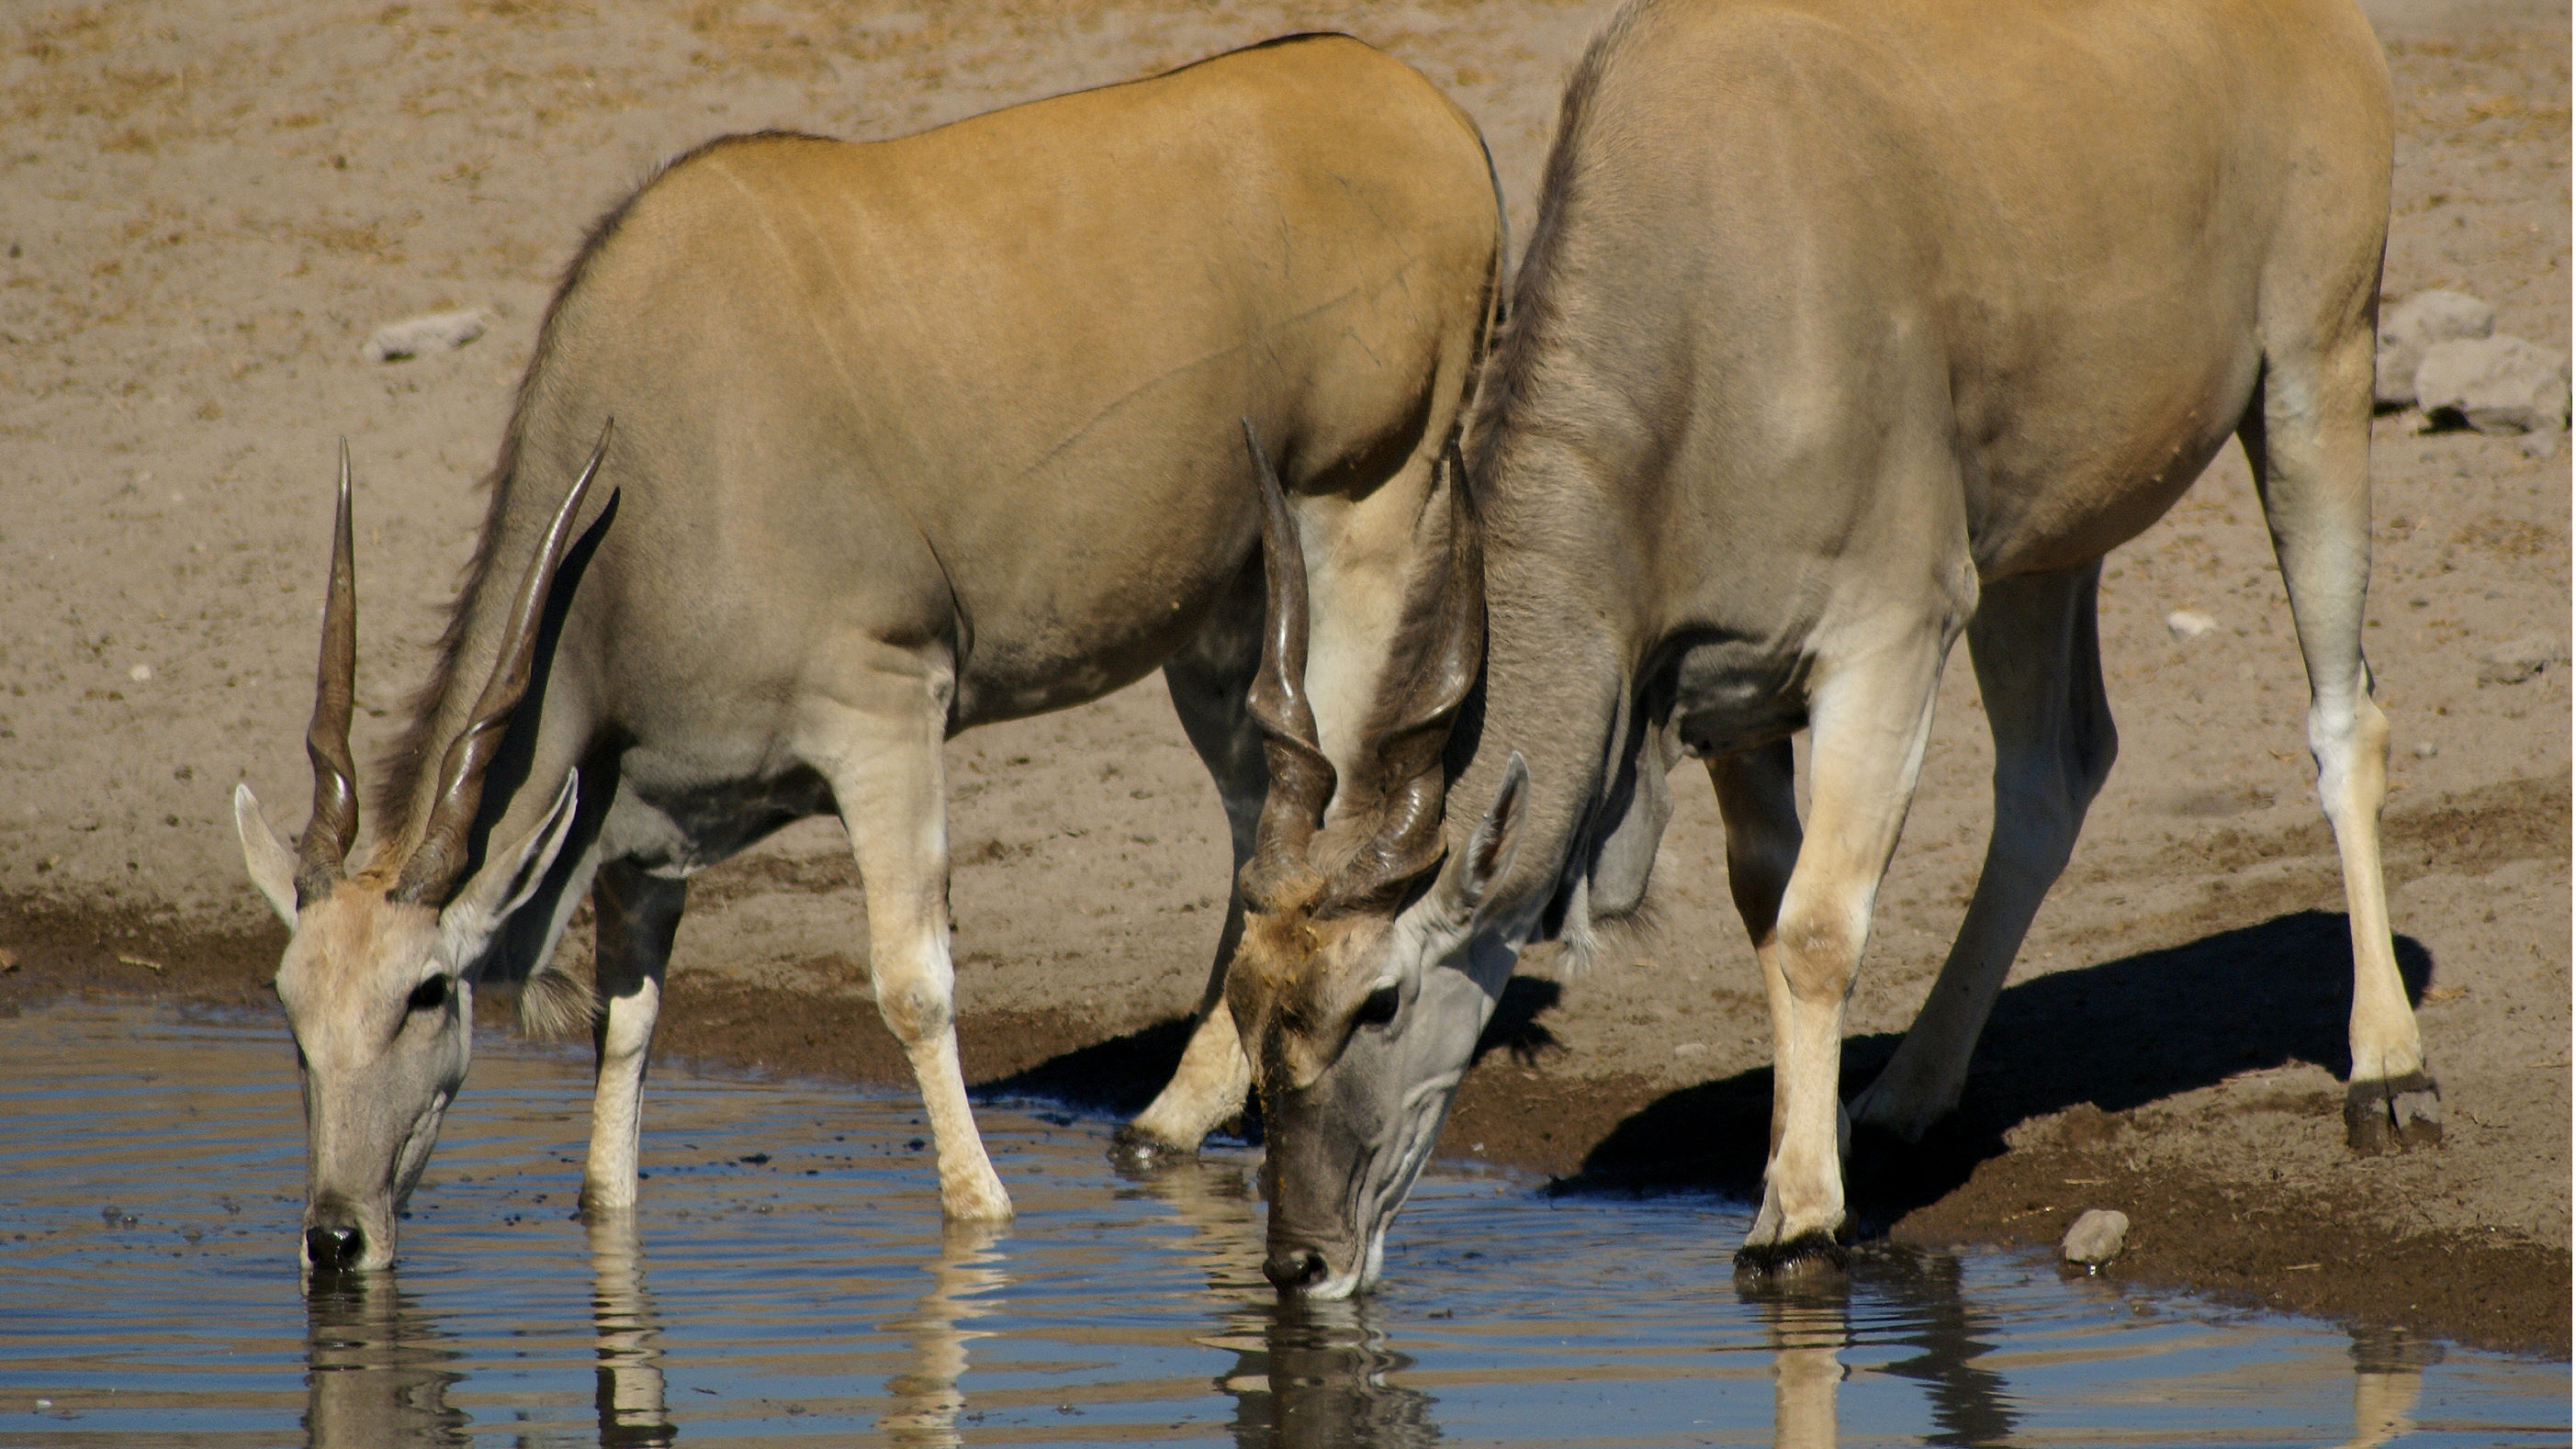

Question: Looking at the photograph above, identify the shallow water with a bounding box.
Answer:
[0,1003,2561,1448]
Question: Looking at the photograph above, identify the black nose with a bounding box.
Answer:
[306,1223,364,1271]
[1263,1248,1328,1291]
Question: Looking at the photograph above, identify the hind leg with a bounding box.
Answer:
[580,859,686,1213]
[1850,565,2118,1140]
[801,646,1012,1219]
[2244,327,2437,1153]
[1118,558,1267,1163]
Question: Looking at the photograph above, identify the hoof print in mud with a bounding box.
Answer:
[2344,1073,2444,1155]
[1732,1232,1850,1281]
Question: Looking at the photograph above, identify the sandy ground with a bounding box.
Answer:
[2,0,2566,1354]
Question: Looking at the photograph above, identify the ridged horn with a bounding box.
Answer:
[1239,419,1338,906]
[1317,432,1485,915]
[295,440,362,904]
[392,421,610,904]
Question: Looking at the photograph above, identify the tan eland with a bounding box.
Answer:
[232,33,1502,1273]
[1221,0,2431,1296]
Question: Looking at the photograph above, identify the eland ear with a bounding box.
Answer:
[1455,751,1529,915]
[234,783,299,926]
[437,773,580,957]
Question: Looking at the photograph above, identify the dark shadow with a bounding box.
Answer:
[979,1014,1200,1118]
[1468,975,1563,1068]
[1559,911,2434,1224]
[978,975,1565,1123]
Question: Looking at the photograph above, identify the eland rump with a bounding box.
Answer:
[233,33,1502,1273]
[1225,0,2433,1297]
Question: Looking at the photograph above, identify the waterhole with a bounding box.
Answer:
[0,1002,2562,1446]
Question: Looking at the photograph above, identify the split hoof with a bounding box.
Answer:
[1107,1122,1197,1176]
[2345,1072,2443,1155]
[1733,1230,1850,1282]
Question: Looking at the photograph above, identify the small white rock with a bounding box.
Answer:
[2164,610,2219,641]
[2414,334,2570,435]
[127,664,152,682]
[2375,289,2494,408]
[362,308,489,364]
[2062,1208,2131,1267]
[2413,741,2438,759]
[1671,1041,1708,1058]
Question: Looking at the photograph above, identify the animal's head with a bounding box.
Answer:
[1225,423,1531,1298]
[233,434,603,1275]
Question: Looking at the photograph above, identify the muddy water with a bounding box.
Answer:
[0,1003,2561,1447]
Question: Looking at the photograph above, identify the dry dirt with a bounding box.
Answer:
[2,0,2567,1356]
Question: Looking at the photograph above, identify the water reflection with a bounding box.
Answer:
[1749,1284,1847,1449]
[878,1221,1011,1447]
[2340,1325,2444,1449]
[1223,1301,1437,1448]
[1862,1251,2014,1446]
[301,1273,467,1448]
[587,1210,675,1448]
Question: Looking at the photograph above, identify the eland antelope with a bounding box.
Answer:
[232,33,1502,1273]
[1223,0,2430,1297]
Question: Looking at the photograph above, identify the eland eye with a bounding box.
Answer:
[1354,984,1400,1029]
[407,976,451,1014]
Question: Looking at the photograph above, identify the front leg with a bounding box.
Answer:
[582,859,685,1214]
[802,654,1012,1221]
[1738,619,1955,1275]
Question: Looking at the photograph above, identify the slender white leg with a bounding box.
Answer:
[803,652,1011,1220]
[1120,572,1266,1161]
[581,859,683,1213]
[1739,616,1955,1269]
[2244,325,2437,1152]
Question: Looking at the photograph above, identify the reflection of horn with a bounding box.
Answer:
[393,421,609,904]
[1757,1291,1847,1449]
[1223,1297,1437,1449]
[586,1208,674,1448]
[880,1220,1010,1448]
[303,1273,467,1449]
[1240,419,1337,906]
[297,442,361,904]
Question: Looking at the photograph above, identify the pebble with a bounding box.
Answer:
[2414,334,2570,435]
[2062,1208,2130,1268]
[2374,289,2493,408]
[2164,610,2218,641]
[127,664,152,683]
[361,308,489,364]
[2413,741,2438,758]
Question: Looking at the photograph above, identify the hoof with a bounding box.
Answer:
[1107,1122,1197,1177]
[2345,1072,2443,1155]
[1733,1230,1850,1281]
[938,1172,1015,1223]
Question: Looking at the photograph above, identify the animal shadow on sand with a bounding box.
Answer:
[1561,909,2433,1227]
[979,977,1568,1145]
